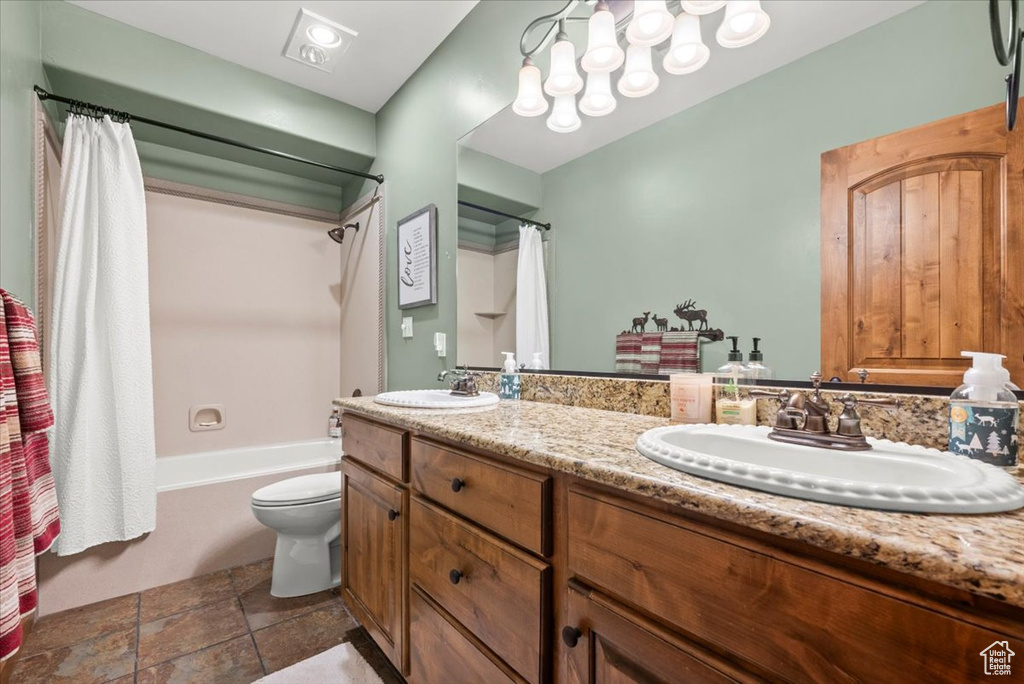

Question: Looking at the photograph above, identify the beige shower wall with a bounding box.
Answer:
[456,245,521,368]
[147,192,342,456]
[456,248,497,367]
[492,247,517,363]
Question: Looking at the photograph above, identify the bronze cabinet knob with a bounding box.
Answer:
[449,569,464,585]
[387,509,399,521]
[561,626,582,648]
[451,477,465,493]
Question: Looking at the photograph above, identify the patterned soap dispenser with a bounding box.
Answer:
[499,352,521,400]
[949,352,1018,467]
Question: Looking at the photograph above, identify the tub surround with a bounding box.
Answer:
[335,396,1024,609]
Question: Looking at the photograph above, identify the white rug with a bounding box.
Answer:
[255,642,384,684]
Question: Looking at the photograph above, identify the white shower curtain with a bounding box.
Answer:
[49,115,156,555]
[515,224,550,370]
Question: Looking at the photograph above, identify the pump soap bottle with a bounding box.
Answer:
[499,351,521,400]
[746,337,774,380]
[714,336,755,425]
[949,351,1018,467]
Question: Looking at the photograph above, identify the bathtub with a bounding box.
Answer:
[39,438,342,616]
[155,438,342,492]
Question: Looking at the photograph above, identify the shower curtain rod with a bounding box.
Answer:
[34,86,384,185]
[457,200,550,230]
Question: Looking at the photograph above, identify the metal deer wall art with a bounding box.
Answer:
[622,300,724,342]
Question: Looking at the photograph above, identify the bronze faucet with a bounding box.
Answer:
[750,372,898,451]
[437,367,481,397]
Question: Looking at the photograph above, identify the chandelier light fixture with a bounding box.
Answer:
[513,0,771,133]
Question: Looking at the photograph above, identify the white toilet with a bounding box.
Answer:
[251,472,342,598]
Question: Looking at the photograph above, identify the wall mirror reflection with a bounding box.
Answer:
[455,0,1023,390]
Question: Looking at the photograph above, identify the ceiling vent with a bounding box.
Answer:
[283,8,357,73]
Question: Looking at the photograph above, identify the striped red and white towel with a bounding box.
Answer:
[614,333,642,373]
[640,333,663,375]
[1,289,60,663]
[658,330,700,374]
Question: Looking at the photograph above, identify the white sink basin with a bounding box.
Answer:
[636,424,1024,513]
[374,389,499,409]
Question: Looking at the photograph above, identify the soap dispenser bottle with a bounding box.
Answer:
[499,351,521,400]
[949,351,1018,467]
[714,336,755,425]
[746,337,774,380]
[328,408,341,439]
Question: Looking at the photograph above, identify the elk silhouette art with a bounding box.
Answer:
[653,314,668,332]
[674,299,709,331]
[632,312,651,333]
[976,415,998,427]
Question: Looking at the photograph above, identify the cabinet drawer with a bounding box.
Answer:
[568,489,1015,683]
[410,497,549,684]
[409,587,519,684]
[410,437,550,555]
[342,414,406,482]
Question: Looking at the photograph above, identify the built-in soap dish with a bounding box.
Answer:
[189,404,225,432]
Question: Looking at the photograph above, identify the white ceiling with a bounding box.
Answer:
[463,0,924,174]
[67,0,479,113]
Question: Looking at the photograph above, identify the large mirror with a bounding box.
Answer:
[455,0,1023,389]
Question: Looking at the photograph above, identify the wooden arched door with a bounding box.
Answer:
[821,100,1023,387]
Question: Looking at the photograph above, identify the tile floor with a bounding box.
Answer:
[10,558,404,684]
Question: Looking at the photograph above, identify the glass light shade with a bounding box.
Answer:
[579,72,616,117]
[716,0,770,48]
[663,13,710,75]
[544,38,584,96]
[680,1,726,15]
[617,45,659,98]
[547,94,581,133]
[306,24,342,48]
[581,7,624,73]
[626,0,674,47]
[513,61,548,117]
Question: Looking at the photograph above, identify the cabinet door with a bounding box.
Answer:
[821,99,1023,386]
[341,458,405,672]
[563,583,741,684]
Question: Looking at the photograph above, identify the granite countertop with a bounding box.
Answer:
[334,396,1024,608]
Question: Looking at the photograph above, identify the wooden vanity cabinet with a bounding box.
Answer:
[406,437,553,684]
[565,486,1022,683]
[340,413,1023,684]
[341,459,406,672]
[340,415,409,674]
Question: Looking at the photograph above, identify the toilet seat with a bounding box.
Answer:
[251,472,341,507]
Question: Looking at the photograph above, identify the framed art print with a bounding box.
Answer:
[397,204,437,309]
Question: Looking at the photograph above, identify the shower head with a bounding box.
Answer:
[328,222,359,244]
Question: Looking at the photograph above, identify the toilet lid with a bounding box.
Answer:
[252,472,341,506]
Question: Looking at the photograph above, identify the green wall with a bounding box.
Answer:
[369,1,559,389]
[458,147,542,210]
[0,0,46,308]
[40,2,375,164]
[536,0,1004,378]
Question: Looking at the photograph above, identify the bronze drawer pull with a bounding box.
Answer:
[561,626,582,648]
[451,477,465,492]
[387,509,399,521]
[449,569,464,585]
